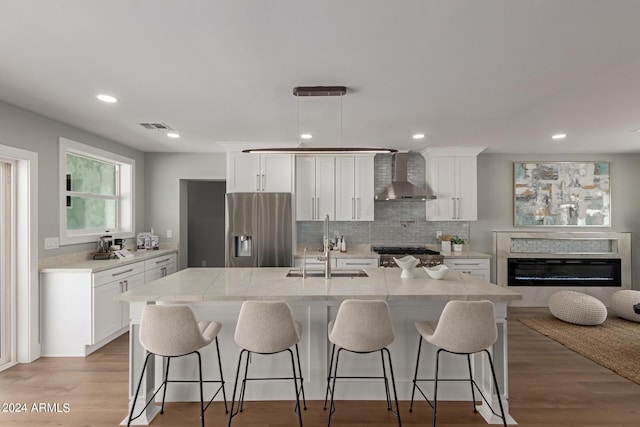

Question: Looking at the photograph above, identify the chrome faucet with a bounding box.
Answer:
[316,214,332,279]
[302,247,308,279]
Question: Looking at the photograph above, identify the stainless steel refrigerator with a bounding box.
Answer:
[225,192,292,267]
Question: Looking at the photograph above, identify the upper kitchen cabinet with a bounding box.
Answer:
[227,152,293,193]
[295,156,335,220]
[335,155,375,221]
[422,147,485,221]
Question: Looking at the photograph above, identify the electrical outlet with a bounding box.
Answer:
[44,237,59,250]
[436,231,442,239]
[166,229,172,238]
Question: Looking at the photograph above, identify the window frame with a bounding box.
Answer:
[59,137,135,245]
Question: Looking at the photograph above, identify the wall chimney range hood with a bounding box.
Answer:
[375,152,435,201]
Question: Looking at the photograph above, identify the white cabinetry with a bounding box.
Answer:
[93,264,146,343]
[295,156,335,220]
[41,251,177,357]
[335,156,375,221]
[294,256,337,270]
[422,148,484,221]
[227,152,293,192]
[336,258,378,268]
[444,258,490,282]
[144,252,177,282]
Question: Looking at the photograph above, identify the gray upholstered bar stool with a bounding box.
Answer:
[409,300,507,427]
[324,299,401,427]
[127,304,227,427]
[228,300,306,427]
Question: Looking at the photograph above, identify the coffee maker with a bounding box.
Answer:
[97,235,113,253]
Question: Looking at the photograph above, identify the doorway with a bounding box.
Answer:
[186,181,226,267]
[0,159,14,370]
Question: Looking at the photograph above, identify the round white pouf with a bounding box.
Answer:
[548,291,607,326]
[610,290,640,323]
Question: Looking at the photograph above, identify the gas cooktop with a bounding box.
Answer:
[372,246,441,255]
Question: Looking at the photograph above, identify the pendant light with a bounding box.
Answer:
[243,86,397,154]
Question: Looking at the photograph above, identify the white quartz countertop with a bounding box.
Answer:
[116,266,521,303]
[39,249,178,273]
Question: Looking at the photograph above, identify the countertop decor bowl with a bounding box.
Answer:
[424,264,449,280]
[393,255,419,278]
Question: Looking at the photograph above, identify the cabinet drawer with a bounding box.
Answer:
[336,258,378,268]
[144,253,177,271]
[294,257,337,269]
[93,262,144,287]
[444,258,489,270]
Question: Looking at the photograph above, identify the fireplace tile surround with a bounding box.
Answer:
[494,231,631,307]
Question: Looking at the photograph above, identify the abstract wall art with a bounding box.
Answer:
[513,161,610,226]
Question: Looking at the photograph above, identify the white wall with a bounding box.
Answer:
[472,153,640,289]
[0,100,146,258]
[144,153,226,268]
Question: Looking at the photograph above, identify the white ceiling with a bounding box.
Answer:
[1,0,640,154]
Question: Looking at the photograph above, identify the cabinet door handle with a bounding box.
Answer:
[316,197,320,219]
[456,197,461,220]
[357,197,361,219]
[256,174,260,191]
[311,197,315,220]
[112,268,134,277]
[124,280,128,291]
[261,174,265,191]
[352,197,355,219]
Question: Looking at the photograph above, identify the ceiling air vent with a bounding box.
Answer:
[139,122,173,131]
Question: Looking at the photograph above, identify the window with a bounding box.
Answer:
[59,138,134,245]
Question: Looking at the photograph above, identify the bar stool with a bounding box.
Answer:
[409,300,507,427]
[324,299,401,427]
[127,304,227,427]
[228,300,306,427]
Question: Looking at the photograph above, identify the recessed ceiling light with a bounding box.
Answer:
[167,132,180,138]
[300,134,313,140]
[551,133,567,140]
[96,94,118,103]
[412,133,425,140]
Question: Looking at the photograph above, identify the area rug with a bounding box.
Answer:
[519,316,640,385]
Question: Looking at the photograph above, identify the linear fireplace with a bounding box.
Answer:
[494,232,631,306]
[508,258,621,287]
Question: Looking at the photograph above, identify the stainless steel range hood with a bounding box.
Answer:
[375,152,436,201]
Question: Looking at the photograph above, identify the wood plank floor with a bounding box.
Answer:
[1,307,639,426]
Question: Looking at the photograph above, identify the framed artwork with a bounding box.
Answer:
[513,161,610,226]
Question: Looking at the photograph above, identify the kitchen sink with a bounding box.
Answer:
[286,269,369,278]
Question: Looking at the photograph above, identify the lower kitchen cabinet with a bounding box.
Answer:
[41,251,177,357]
[444,258,490,282]
[144,252,177,281]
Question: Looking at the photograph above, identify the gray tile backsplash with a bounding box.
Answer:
[296,152,470,246]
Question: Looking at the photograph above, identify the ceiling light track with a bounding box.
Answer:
[293,86,347,96]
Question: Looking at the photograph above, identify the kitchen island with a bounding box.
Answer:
[117,267,521,425]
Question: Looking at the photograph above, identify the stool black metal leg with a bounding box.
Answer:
[196,351,205,427]
[127,351,153,427]
[380,350,392,410]
[409,336,423,412]
[323,344,336,409]
[295,344,307,410]
[287,348,304,427]
[239,351,251,412]
[327,348,342,427]
[215,337,229,413]
[382,347,402,427]
[228,349,248,427]
[432,349,442,427]
[160,356,171,414]
[466,354,478,413]
[484,349,507,427]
